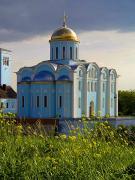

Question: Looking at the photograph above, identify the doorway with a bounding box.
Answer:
[89,101,94,117]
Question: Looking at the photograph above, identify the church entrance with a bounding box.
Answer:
[89,101,94,117]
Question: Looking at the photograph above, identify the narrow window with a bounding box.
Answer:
[111,98,113,108]
[91,82,93,92]
[6,102,8,108]
[103,98,105,108]
[59,96,62,108]
[103,83,105,92]
[56,47,58,59]
[31,95,33,108]
[52,48,53,60]
[79,81,81,91]
[44,96,47,107]
[70,47,72,59]
[79,70,82,77]
[63,47,65,59]
[76,47,78,59]
[7,60,9,66]
[78,97,81,108]
[37,96,39,108]
[22,96,24,108]
[111,84,113,93]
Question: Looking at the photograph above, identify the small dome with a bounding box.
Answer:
[34,71,55,81]
[57,75,70,81]
[50,27,79,42]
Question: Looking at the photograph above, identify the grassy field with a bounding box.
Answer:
[0,116,135,179]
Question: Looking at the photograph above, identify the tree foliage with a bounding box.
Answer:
[118,90,135,116]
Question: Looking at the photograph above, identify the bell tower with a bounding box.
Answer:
[0,48,12,86]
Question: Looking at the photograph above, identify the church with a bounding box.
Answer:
[17,17,118,119]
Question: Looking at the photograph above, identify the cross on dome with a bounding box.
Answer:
[63,12,68,27]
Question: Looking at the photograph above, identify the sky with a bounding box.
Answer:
[0,0,135,90]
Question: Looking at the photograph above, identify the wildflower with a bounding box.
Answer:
[89,143,92,148]
[46,156,51,161]
[93,141,96,146]
[60,134,67,140]
[55,136,59,139]
[27,126,31,130]
[17,124,23,133]
[110,131,114,137]
[68,135,76,141]
[39,134,44,138]
[83,139,87,143]
[95,153,101,158]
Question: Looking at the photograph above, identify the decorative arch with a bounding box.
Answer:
[57,75,70,81]
[109,69,118,80]
[76,64,86,77]
[33,71,55,81]
[87,63,100,79]
[100,67,109,80]
[34,62,57,74]
[18,68,33,82]
[56,65,72,80]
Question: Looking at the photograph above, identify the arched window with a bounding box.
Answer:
[91,82,93,92]
[59,96,62,108]
[76,47,78,59]
[103,73,106,79]
[79,70,82,76]
[56,47,58,59]
[92,68,94,78]
[44,96,47,107]
[78,97,81,108]
[78,81,81,90]
[37,96,40,108]
[63,47,65,59]
[22,96,24,108]
[111,83,114,93]
[102,98,105,108]
[111,74,114,80]
[111,98,113,108]
[94,82,97,91]
[103,83,105,92]
[52,48,53,60]
[70,47,72,59]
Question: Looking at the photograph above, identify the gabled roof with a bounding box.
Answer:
[0,85,17,99]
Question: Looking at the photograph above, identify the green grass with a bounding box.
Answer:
[0,117,135,179]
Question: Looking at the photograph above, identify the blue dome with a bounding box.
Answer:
[34,71,55,81]
[57,75,70,81]
[22,76,31,82]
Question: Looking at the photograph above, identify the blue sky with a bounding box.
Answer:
[0,0,135,90]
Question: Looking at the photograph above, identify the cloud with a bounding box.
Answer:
[0,0,135,42]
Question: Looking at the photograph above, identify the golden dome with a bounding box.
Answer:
[50,14,79,42]
[50,27,79,42]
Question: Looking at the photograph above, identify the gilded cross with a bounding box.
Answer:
[63,12,68,27]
